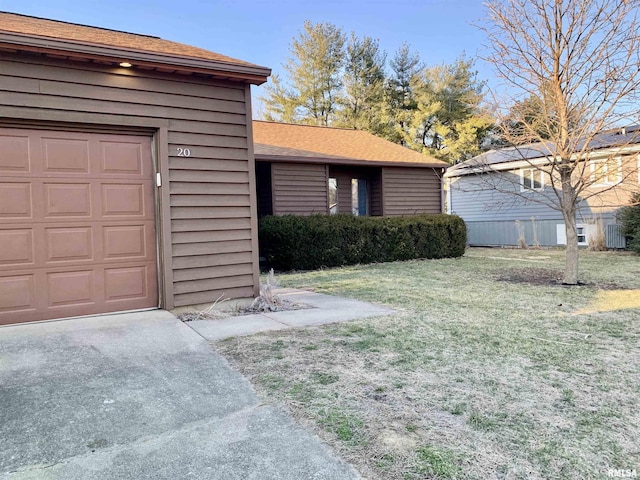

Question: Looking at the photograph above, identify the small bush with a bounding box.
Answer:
[617,193,640,254]
[259,214,466,271]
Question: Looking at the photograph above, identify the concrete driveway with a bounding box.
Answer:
[0,311,359,480]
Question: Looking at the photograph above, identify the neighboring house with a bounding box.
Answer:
[252,121,448,217]
[444,128,640,248]
[0,12,270,325]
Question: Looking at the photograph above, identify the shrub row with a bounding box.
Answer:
[258,214,467,271]
[618,193,640,254]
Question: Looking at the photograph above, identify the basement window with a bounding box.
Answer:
[576,225,587,244]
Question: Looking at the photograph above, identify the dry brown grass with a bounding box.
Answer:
[215,248,640,479]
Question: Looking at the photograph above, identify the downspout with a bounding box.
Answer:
[442,169,448,214]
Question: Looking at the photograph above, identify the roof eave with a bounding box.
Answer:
[255,153,447,169]
[0,31,271,84]
[444,143,640,178]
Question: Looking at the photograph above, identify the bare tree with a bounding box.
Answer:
[481,0,640,284]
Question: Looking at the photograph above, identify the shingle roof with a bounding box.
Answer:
[0,11,269,79]
[446,126,640,177]
[253,121,447,168]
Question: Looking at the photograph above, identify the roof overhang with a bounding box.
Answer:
[445,143,640,178]
[0,31,271,84]
[255,153,447,170]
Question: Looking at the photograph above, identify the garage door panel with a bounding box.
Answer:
[0,134,30,172]
[0,229,34,266]
[0,128,158,324]
[46,227,93,263]
[47,270,95,307]
[102,184,146,216]
[0,183,32,218]
[43,137,90,173]
[0,274,36,312]
[101,141,144,175]
[103,225,147,259]
[44,183,92,217]
[105,266,148,301]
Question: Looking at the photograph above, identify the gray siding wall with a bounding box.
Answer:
[446,172,614,223]
[0,53,257,307]
[382,167,442,216]
[467,218,620,247]
[271,162,328,215]
[448,173,563,221]
[466,219,564,246]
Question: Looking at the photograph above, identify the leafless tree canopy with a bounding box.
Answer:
[479,0,640,283]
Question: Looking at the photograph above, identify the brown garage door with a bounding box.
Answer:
[0,128,158,325]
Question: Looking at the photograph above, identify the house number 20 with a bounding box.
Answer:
[176,147,191,157]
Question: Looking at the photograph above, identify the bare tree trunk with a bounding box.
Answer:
[563,214,579,285]
[561,169,579,285]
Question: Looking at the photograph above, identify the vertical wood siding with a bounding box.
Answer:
[0,53,257,307]
[271,162,328,215]
[382,167,442,216]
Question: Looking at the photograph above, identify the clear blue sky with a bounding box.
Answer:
[0,0,498,116]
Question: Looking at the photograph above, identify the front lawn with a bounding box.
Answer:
[216,248,640,479]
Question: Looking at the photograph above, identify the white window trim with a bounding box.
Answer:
[519,168,545,192]
[556,223,590,246]
[590,156,622,186]
[576,224,589,246]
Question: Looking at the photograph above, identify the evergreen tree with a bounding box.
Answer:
[407,55,494,163]
[262,21,345,125]
[336,34,387,133]
[385,43,421,144]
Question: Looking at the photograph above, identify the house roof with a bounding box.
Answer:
[445,126,640,178]
[0,11,270,84]
[253,121,448,168]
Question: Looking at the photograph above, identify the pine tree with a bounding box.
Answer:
[336,34,387,133]
[408,55,494,163]
[262,21,346,125]
[385,43,421,144]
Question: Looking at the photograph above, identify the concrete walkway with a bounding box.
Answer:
[187,288,396,341]
[0,311,359,480]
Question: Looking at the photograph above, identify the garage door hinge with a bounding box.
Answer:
[156,173,162,187]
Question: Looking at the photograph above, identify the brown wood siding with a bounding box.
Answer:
[382,167,443,216]
[0,53,257,308]
[271,162,328,215]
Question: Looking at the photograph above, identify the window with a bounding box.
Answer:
[328,177,338,214]
[556,223,590,246]
[590,157,622,185]
[520,168,544,191]
[351,178,369,216]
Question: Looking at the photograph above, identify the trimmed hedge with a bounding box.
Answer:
[259,214,467,271]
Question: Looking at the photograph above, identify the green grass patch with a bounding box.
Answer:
[408,445,461,479]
